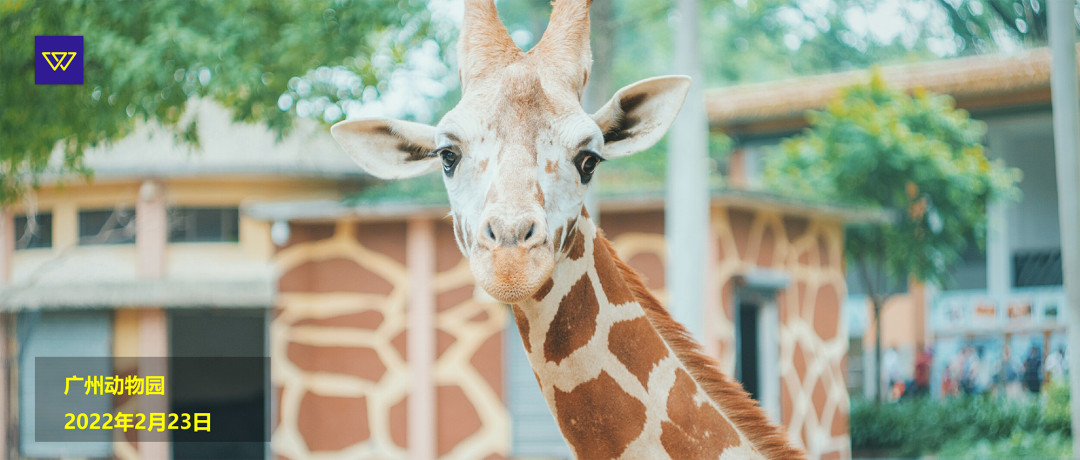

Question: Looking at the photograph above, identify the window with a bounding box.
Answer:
[14,213,52,249]
[78,208,136,245]
[168,207,239,243]
[18,311,113,458]
[1014,248,1063,287]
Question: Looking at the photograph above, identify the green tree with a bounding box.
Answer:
[1,0,446,205]
[935,0,1080,53]
[764,73,1021,402]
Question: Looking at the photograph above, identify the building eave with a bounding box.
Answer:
[707,45,1073,137]
[0,279,274,311]
[245,189,893,225]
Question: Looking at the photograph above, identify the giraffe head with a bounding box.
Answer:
[332,0,689,303]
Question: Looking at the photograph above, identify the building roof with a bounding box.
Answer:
[0,244,275,310]
[46,100,364,182]
[706,45,1076,137]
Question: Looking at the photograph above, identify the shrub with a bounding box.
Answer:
[936,431,1072,460]
[851,389,1070,458]
[1043,380,1071,435]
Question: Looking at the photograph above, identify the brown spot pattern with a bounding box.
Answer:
[287,343,387,382]
[607,317,669,389]
[390,397,408,448]
[533,277,554,301]
[565,227,585,260]
[279,258,393,295]
[553,226,564,252]
[554,371,647,460]
[593,236,636,305]
[814,284,840,340]
[661,369,740,459]
[437,385,483,456]
[546,159,558,173]
[437,284,473,312]
[298,393,371,452]
[436,329,457,358]
[543,274,599,364]
[536,182,545,208]
[478,158,488,172]
[783,215,809,241]
[470,332,504,399]
[512,305,532,353]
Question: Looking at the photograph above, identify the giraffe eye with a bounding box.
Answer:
[574,151,603,184]
[438,148,459,174]
[580,155,598,175]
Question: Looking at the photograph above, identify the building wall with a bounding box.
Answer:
[6,180,851,459]
[717,206,850,460]
[270,219,508,460]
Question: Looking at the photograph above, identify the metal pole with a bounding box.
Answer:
[666,0,709,338]
[1047,1,1080,455]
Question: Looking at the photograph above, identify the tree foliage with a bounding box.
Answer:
[936,0,1080,53]
[764,73,1021,401]
[765,72,1020,289]
[0,0,445,205]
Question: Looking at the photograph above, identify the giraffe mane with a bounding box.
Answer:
[597,234,809,460]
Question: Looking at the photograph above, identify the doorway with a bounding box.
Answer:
[735,289,781,423]
[169,309,268,460]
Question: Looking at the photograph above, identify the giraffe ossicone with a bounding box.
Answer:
[331,0,807,458]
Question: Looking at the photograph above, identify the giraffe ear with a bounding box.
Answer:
[330,118,440,179]
[592,75,691,159]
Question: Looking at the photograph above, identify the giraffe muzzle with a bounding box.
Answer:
[470,217,555,304]
[480,216,546,249]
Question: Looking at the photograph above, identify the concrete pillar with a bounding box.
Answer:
[666,0,710,339]
[703,210,721,359]
[0,210,13,285]
[727,148,749,189]
[0,314,8,459]
[1048,0,1080,453]
[986,202,1011,297]
[138,308,170,458]
[985,126,1012,299]
[52,202,77,250]
[136,180,170,458]
[137,181,167,279]
[406,218,436,460]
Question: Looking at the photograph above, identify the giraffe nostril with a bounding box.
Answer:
[524,223,535,241]
[485,223,496,242]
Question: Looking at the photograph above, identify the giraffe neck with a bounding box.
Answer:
[512,216,793,460]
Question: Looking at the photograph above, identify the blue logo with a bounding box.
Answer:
[35,36,84,85]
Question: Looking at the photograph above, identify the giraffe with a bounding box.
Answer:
[330,0,807,458]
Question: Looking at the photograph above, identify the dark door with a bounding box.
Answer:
[737,301,760,401]
[169,309,267,460]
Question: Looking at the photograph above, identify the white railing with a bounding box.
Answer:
[931,286,1068,336]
